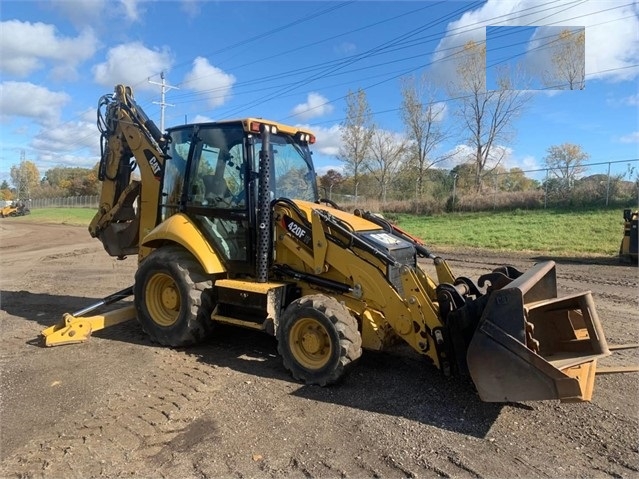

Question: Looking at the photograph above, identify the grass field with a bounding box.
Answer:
[395,208,625,256]
[15,207,96,226]
[8,206,627,257]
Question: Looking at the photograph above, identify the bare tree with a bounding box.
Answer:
[400,74,449,198]
[544,29,585,90]
[544,143,589,189]
[366,129,407,202]
[338,89,375,199]
[451,40,530,192]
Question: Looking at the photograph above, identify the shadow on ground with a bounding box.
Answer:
[2,290,503,438]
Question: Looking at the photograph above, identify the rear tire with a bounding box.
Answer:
[277,294,361,386]
[134,245,215,347]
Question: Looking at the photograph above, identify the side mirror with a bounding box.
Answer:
[623,209,632,222]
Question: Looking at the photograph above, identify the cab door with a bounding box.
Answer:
[181,124,255,274]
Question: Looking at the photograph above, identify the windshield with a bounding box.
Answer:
[255,134,317,202]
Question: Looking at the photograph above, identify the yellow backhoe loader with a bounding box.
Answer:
[620,209,638,263]
[43,85,618,402]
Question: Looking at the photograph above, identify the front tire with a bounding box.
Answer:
[134,246,215,347]
[277,294,362,386]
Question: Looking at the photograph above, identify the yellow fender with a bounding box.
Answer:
[141,213,226,274]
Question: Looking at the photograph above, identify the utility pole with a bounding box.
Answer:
[148,72,178,132]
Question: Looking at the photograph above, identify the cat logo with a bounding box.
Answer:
[149,157,161,176]
[144,150,162,179]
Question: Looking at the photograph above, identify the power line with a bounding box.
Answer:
[20,1,638,157]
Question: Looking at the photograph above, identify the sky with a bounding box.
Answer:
[1,0,638,188]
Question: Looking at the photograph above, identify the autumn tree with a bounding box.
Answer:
[10,160,40,199]
[366,129,407,202]
[338,89,375,199]
[544,28,585,90]
[43,166,100,196]
[498,167,539,192]
[318,169,345,200]
[0,180,13,201]
[400,74,449,198]
[544,143,589,190]
[450,40,530,192]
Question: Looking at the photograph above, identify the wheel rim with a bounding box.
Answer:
[145,272,181,327]
[289,318,332,369]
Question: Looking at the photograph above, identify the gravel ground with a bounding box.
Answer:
[1,220,637,478]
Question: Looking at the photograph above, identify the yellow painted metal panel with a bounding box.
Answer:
[141,213,226,274]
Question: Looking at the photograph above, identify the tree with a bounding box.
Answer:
[400,74,449,198]
[544,29,585,90]
[450,40,530,192]
[366,129,407,202]
[42,166,100,196]
[9,160,40,199]
[338,89,375,199]
[0,180,13,201]
[318,169,345,200]
[544,143,589,190]
[498,167,539,192]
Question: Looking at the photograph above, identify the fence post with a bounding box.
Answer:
[605,162,611,206]
[544,169,549,209]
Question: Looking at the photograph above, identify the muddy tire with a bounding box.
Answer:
[277,294,361,386]
[134,245,215,347]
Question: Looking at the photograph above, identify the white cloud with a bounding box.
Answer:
[31,118,99,155]
[0,82,70,124]
[190,114,215,124]
[315,164,345,176]
[92,42,173,89]
[182,57,236,108]
[441,144,514,170]
[620,94,639,107]
[297,123,342,157]
[0,20,98,79]
[291,93,334,120]
[430,0,639,84]
[430,101,448,122]
[33,152,98,173]
[619,131,639,144]
[120,0,142,22]
[50,0,106,27]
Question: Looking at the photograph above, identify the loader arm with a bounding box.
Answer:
[90,84,167,260]
[273,200,615,402]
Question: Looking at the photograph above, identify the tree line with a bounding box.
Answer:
[1,162,100,201]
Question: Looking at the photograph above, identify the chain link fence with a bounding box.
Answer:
[29,196,99,209]
[23,159,639,213]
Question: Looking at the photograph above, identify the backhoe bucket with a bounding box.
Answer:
[467,261,610,403]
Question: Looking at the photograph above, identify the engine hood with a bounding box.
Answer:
[291,199,382,232]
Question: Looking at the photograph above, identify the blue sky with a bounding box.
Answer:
[1,0,638,187]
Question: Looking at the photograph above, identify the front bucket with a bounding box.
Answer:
[467,261,610,403]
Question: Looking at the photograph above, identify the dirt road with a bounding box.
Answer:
[1,221,638,478]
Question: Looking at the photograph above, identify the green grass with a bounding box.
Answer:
[15,207,96,227]
[13,206,626,257]
[395,208,625,256]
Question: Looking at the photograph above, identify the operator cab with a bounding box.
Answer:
[161,119,317,274]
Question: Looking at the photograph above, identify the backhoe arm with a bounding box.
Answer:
[90,84,167,260]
